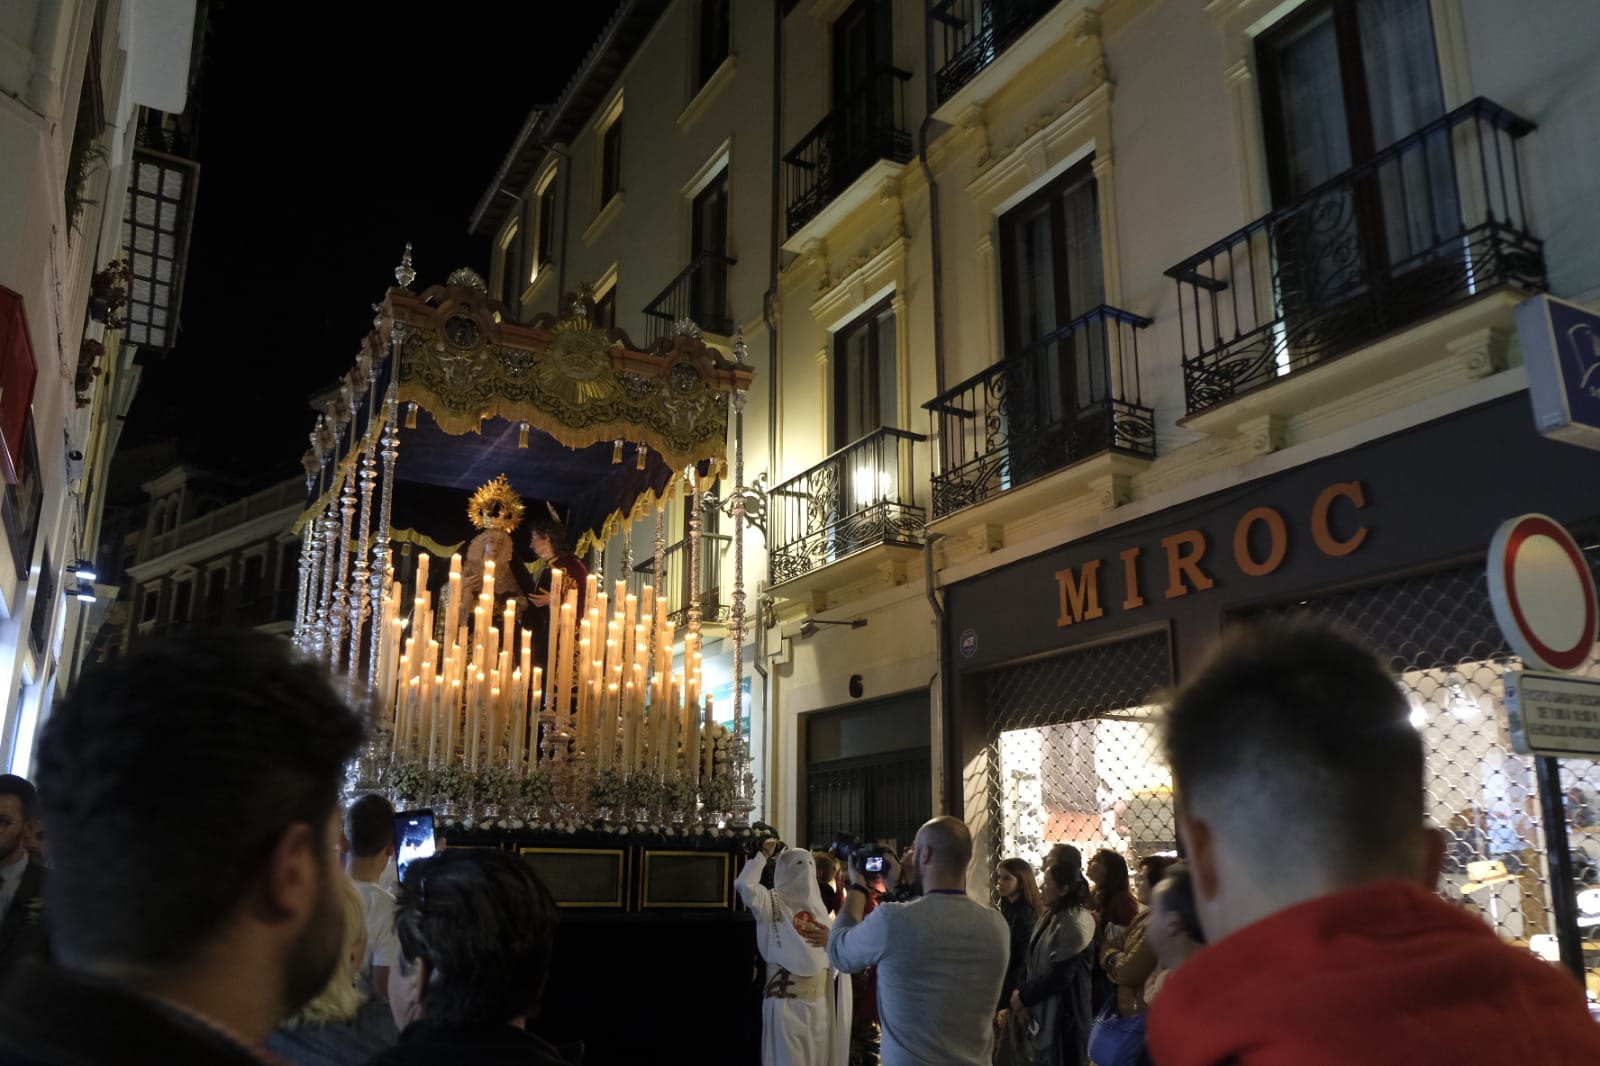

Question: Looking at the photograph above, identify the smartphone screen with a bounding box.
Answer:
[394,809,436,884]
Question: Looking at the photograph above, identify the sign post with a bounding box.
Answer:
[1487,513,1598,984]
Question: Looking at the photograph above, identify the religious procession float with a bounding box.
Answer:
[292,249,765,925]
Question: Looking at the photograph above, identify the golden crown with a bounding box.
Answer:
[467,474,525,534]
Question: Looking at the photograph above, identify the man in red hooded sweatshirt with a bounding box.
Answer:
[1148,622,1600,1065]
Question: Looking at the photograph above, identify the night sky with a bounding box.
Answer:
[119,1,620,488]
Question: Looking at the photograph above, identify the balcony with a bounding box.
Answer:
[931,0,1062,106]
[784,66,913,240]
[925,305,1154,520]
[629,534,732,628]
[768,427,929,591]
[642,252,737,345]
[1167,97,1543,420]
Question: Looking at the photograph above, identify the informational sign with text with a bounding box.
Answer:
[1503,670,1600,758]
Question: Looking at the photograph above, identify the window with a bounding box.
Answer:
[601,116,623,206]
[1000,158,1104,356]
[534,177,557,271]
[690,167,730,330]
[28,548,54,658]
[833,0,895,162]
[499,221,521,308]
[997,159,1106,488]
[0,286,38,485]
[205,566,228,623]
[594,285,617,331]
[171,579,192,625]
[1256,0,1452,339]
[698,0,731,88]
[833,298,897,451]
[1257,0,1445,204]
[141,586,159,623]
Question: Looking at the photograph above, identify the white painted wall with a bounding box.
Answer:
[0,0,194,768]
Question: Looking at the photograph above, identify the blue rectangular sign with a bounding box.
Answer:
[1517,294,1600,450]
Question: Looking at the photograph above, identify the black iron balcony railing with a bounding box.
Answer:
[643,252,737,344]
[768,427,929,586]
[1167,97,1544,416]
[924,305,1154,519]
[629,534,732,627]
[931,0,1060,105]
[784,66,913,235]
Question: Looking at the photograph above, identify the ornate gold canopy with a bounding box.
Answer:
[385,277,753,472]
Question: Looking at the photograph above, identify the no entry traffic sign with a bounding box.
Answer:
[1487,514,1597,674]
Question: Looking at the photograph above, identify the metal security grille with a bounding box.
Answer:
[807,751,931,853]
[1251,553,1600,991]
[983,630,1174,881]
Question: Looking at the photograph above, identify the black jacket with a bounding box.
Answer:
[0,860,46,988]
[363,1022,579,1066]
[0,960,267,1065]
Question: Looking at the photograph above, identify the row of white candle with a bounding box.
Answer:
[375,551,719,782]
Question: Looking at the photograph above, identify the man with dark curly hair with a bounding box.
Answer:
[0,630,364,1066]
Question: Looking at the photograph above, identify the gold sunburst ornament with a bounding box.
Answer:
[467,474,525,534]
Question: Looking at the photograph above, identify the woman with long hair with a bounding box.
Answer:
[267,875,398,1066]
[1003,849,1095,1066]
[1088,849,1138,933]
[994,858,1042,1025]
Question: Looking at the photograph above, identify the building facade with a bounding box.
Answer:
[476,0,1600,984]
[112,467,303,658]
[0,0,201,774]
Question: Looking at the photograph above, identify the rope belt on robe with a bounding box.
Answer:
[764,967,829,1002]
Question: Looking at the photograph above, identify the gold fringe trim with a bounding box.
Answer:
[395,383,729,475]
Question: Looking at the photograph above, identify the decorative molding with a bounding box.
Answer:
[970,79,1113,188]
[808,0,854,27]
[677,55,738,133]
[1239,413,1287,456]
[968,523,1004,555]
[1448,326,1508,380]
[1093,473,1134,511]
[809,234,909,327]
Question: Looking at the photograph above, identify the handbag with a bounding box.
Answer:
[1087,1000,1146,1066]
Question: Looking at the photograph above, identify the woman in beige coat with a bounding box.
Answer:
[1097,856,1176,1017]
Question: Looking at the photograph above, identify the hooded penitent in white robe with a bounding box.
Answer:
[736,849,852,1066]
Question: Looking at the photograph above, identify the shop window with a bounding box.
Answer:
[1248,555,1600,983]
[983,631,1174,875]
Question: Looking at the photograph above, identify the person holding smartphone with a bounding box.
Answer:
[345,794,402,1000]
[827,817,1008,1066]
[737,839,851,1066]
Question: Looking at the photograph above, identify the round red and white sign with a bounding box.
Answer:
[1487,514,1597,673]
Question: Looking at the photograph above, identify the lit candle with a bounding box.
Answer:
[542,568,563,711]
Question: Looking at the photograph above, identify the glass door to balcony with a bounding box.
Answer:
[833,0,894,188]
[690,169,730,332]
[832,300,898,559]
[1257,0,1453,368]
[999,158,1105,489]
